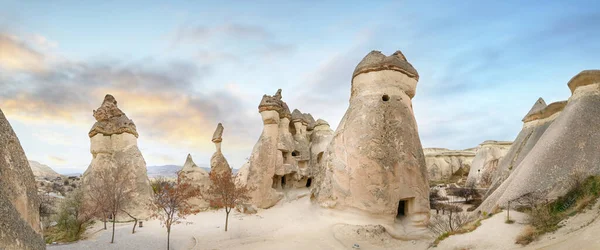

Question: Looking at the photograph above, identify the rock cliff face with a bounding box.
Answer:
[483,98,564,198]
[480,70,600,213]
[465,140,512,188]
[236,89,332,208]
[82,94,153,217]
[424,148,476,182]
[0,109,46,250]
[313,50,430,236]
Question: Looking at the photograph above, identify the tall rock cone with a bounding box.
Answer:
[82,94,153,218]
[180,154,210,208]
[480,70,600,213]
[0,109,46,249]
[483,98,564,198]
[210,123,232,177]
[313,50,429,237]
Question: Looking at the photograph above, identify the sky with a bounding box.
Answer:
[1,1,599,174]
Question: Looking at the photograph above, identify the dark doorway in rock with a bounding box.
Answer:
[292,150,300,157]
[306,178,312,188]
[382,94,390,101]
[397,200,406,218]
[272,175,282,189]
[281,175,287,189]
[317,152,324,164]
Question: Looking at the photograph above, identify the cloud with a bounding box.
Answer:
[175,23,271,43]
[0,33,261,161]
[48,155,67,165]
[0,34,45,72]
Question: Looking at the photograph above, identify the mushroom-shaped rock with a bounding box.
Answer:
[82,94,153,218]
[313,50,429,237]
[481,70,600,213]
[521,98,547,122]
[0,109,46,249]
[485,98,563,198]
[212,123,224,143]
[89,94,139,138]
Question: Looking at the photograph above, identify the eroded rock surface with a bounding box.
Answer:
[236,89,332,208]
[480,70,600,213]
[0,108,46,249]
[424,148,476,182]
[313,50,429,236]
[465,140,512,188]
[82,94,153,218]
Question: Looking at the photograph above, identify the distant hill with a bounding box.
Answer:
[29,160,62,179]
[146,164,237,178]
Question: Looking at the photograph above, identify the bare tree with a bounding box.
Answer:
[150,173,201,250]
[203,171,253,232]
[85,166,136,243]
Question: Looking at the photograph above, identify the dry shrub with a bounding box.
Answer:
[515,225,537,245]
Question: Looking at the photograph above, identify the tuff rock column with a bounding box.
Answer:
[210,123,232,177]
[82,94,153,218]
[314,50,430,229]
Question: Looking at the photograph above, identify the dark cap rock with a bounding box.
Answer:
[88,94,138,138]
[352,50,419,81]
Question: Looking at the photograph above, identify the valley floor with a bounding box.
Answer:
[47,196,600,250]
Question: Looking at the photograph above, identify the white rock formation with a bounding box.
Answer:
[81,94,153,217]
[480,70,600,213]
[424,148,476,182]
[180,154,211,208]
[313,50,430,237]
[484,98,564,197]
[465,140,512,188]
[210,123,232,177]
[236,89,332,208]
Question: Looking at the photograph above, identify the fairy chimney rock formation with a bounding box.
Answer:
[314,50,430,236]
[236,89,331,208]
[0,109,46,249]
[181,154,211,208]
[82,94,153,217]
[480,70,600,213]
[465,140,512,188]
[210,123,232,176]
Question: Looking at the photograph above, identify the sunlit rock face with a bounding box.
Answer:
[82,94,153,217]
[484,98,563,198]
[465,140,512,188]
[424,148,476,182]
[480,70,600,213]
[313,50,430,234]
[0,108,46,249]
[236,89,332,208]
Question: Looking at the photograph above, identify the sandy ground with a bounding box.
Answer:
[436,210,528,250]
[48,196,430,250]
[47,195,600,250]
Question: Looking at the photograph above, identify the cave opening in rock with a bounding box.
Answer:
[306,178,312,188]
[397,200,406,218]
[382,94,390,101]
[292,150,300,157]
[272,175,282,189]
[281,175,287,189]
[317,152,324,164]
